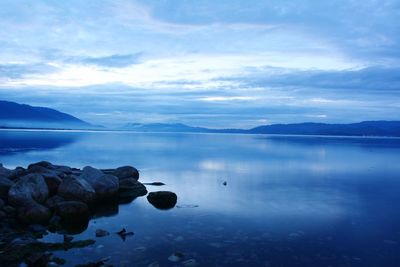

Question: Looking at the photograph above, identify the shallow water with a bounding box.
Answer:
[1,130,400,267]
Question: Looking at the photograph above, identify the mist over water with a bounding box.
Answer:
[1,130,400,266]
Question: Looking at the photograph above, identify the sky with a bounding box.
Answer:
[0,0,399,128]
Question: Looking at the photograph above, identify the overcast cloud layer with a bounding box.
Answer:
[0,0,399,128]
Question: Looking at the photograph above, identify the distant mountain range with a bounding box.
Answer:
[0,100,92,129]
[123,121,400,137]
[1,100,399,136]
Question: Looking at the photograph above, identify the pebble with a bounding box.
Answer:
[183,259,198,267]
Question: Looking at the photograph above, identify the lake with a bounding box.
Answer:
[1,130,400,267]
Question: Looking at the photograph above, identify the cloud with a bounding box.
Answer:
[80,53,142,67]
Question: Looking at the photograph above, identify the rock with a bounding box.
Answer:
[55,201,90,222]
[45,195,65,210]
[28,161,54,170]
[95,229,110,237]
[80,166,119,198]
[3,205,16,215]
[0,198,4,209]
[168,252,185,262]
[183,259,199,267]
[43,173,62,195]
[58,176,96,203]
[8,173,49,206]
[0,164,12,178]
[113,166,139,181]
[0,176,13,198]
[53,165,72,174]
[26,252,51,267]
[147,191,177,210]
[143,182,165,186]
[8,167,27,180]
[18,203,51,224]
[64,234,74,243]
[0,210,7,218]
[118,180,147,203]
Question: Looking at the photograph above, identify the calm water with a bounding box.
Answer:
[1,130,400,267]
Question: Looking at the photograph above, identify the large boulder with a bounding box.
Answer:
[58,176,96,203]
[147,191,177,210]
[0,176,13,198]
[45,195,65,210]
[42,173,62,195]
[113,166,139,181]
[8,167,27,180]
[17,203,51,224]
[55,201,89,221]
[0,164,12,178]
[8,173,49,207]
[80,166,119,199]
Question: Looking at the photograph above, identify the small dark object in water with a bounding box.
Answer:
[116,228,134,241]
[75,256,110,267]
[143,182,166,186]
[176,204,199,209]
[63,235,73,243]
[223,181,227,186]
[147,191,177,210]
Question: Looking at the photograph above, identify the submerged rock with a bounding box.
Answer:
[95,229,110,237]
[80,166,119,199]
[147,191,177,210]
[58,176,96,203]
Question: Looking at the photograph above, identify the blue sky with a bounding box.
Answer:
[0,0,399,128]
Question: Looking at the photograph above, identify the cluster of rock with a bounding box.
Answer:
[0,161,148,225]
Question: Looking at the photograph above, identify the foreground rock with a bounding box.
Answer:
[147,191,177,210]
[1,162,148,226]
[58,176,96,203]
[80,166,119,199]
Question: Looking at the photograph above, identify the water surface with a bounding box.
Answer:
[1,130,400,267]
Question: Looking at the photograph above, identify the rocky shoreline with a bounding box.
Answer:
[0,162,177,266]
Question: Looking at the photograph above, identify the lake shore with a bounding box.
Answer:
[0,162,176,266]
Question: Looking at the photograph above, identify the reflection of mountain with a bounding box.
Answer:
[0,131,79,154]
[0,100,92,129]
[122,121,400,137]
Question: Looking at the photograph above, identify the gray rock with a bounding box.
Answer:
[53,165,72,174]
[147,191,177,210]
[18,203,51,224]
[0,164,12,178]
[55,201,89,221]
[80,166,119,198]
[118,180,147,202]
[113,166,139,181]
[8,167,27,180]
[0,176,13,198]
[3,205,16,215]
[58,176,96,203]
[8,173,49,207]
[45,195,65,210]
[28,161,54,170]
[42,173,62,195]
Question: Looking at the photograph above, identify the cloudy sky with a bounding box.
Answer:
[0,0,399,128]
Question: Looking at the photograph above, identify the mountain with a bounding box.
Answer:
[249,121,400,136]
[0,100,92,129]
[122,121,400,137]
